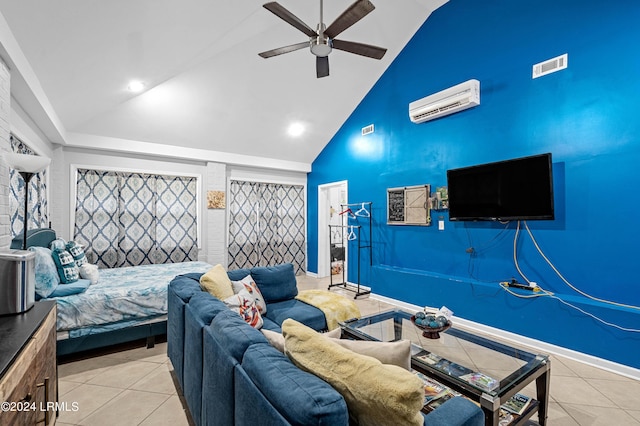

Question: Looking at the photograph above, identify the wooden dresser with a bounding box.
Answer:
[0,301,57,425]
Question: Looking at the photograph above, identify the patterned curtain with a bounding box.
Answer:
[228,180,305,274]
[9,135,49,237]
[73,169,198,268]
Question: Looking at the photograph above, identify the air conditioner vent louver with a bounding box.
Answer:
[409,80,480,124]
[533,53,568,79]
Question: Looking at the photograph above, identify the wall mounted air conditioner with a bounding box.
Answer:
[409,79,480,124]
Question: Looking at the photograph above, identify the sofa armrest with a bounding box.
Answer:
[422,396,484,426]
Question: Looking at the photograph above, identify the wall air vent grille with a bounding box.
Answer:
[533,53,568,79]
[361,124,374,135]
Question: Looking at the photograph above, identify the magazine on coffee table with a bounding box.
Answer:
[501,393,532,415]
[412,370,449,404]
[459,372,499,391]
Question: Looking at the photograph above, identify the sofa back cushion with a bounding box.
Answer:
[250,263,298,303]
[227,268,252,282]
[210,309,268,361]
[240,343,348,426]
[189,291,229,325]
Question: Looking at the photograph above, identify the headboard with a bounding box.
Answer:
[10,228,57,250]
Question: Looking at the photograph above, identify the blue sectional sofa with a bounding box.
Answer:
[167,263,484,426]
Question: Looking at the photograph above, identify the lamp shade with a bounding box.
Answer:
[3,153,51,173]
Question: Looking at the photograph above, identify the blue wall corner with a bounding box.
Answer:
[307,0,640,368]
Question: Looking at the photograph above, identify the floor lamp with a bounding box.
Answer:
[4,153,51,250]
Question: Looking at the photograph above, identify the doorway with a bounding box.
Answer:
[317,181,348,278]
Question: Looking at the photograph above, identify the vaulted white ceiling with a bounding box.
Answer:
[0,0,446,171]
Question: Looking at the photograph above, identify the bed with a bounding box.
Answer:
[12,228,212,356]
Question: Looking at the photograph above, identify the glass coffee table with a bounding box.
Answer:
[340,310,550,426]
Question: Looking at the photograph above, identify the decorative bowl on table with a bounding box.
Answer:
[410,312,451,339]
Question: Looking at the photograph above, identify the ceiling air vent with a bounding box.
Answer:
[533,53,568,79]
[361,124,374,136]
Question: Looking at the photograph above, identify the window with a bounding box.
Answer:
[73,169,198,268]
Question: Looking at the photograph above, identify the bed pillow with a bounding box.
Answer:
[66,240,87,267]
[223,289,263,329]
[200,264,235,300]
[48,279,91,298]
[51,248,80,284]
[232,274,267,314]
[28,246,60,299]
[79,263,99,285]
[283,319,424,426]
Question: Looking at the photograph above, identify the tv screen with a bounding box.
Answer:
[447,153,554,221]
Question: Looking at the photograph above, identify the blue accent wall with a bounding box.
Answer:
[308,0,640,369]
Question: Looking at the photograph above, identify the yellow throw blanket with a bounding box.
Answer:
[295,289,361,330]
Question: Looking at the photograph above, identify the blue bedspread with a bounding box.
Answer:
[48,261,212,332]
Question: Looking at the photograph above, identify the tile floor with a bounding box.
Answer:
[55,275,640,426]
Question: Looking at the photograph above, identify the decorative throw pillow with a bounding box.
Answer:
[224,289,263,329]
[200,264,235,300]
[65,241,87,267]
[261,329,285,352]
[263,328,411,370]
[79,263,99,285]
[282,319,424,426]
[49,237,67,251]
[232,274,267,314]
[28,246,60,299]
[51,248,79,284]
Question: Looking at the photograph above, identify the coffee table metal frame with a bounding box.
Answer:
[340,310,550,426]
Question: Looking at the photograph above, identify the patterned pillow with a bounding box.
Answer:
[51,248,80,284]
[223,289,263,329]
[28,246,60,299]
[65,241,87,267]
[232,274,267,314]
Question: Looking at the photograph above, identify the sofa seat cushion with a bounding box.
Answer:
[283,319,424,426]
[240,343,348,426]
[266,299,327,331]
[250,263,298,303]
[210,309,269,361]
[261,317,282,332]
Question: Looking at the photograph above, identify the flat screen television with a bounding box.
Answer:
[447,153,554,221]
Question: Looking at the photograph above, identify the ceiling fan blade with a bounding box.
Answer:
[259,41,309,58]
[316,56,329,78]
[324,0,375,39]
[332,39,387,59]
[263,2,318,38]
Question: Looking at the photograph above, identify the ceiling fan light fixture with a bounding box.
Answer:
[310,38,332,57]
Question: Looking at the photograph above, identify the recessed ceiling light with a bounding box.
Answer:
[287,122,305,137]
[127,80,145,93]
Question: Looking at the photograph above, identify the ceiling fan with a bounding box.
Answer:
[259,0,387,78]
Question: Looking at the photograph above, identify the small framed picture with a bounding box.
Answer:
[207,190,226,209]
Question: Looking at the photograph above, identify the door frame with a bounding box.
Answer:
[317,180,348,278]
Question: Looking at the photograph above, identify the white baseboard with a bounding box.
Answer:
[369,293,640,381]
